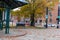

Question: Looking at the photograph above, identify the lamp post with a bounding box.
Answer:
[45,7,48,28]
[57,4,60,28]
[45,1,53,28]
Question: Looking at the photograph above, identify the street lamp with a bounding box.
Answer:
[45,1,53,28]
[45,7,48,28]
[57,4,60,28]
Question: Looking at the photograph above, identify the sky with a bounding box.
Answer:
[17,0,28,3]
[13,8,20,11]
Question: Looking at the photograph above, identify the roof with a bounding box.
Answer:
[0,0,28,9]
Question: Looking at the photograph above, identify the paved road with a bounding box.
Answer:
[0,29,60,40]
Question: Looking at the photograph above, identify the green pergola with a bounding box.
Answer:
[0,0,28,34]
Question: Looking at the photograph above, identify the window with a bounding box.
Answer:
[49,18,52,22]
[40,20,42,23]
[49,12,52,17]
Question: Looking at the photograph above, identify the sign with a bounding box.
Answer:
[57,16,60,18]
[46,15,48,19]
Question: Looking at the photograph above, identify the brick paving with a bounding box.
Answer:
[0,29,60,40]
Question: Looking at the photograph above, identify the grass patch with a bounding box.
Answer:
[35,27,45,29]
[3,26,45,29]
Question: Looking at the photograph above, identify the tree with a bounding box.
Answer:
[20,5,31,18]
[11,0,58,26]
[11,8,21,22]
[21,0,49,26]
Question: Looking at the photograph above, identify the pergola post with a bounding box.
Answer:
[5,8,10,34]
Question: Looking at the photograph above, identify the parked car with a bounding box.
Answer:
[44,23,57,27]
[16,21,25,26]
[51,24,57,27]
[48,24,52,27]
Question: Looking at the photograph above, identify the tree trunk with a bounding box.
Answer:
[30,13,35,26]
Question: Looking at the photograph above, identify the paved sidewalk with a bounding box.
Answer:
[0,29,60,40]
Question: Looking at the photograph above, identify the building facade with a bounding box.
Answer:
[35,2,59,27]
